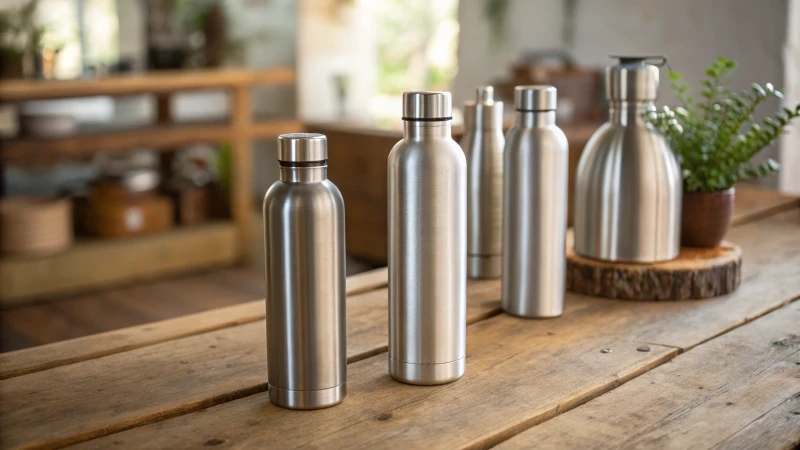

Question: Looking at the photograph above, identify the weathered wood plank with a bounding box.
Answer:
[0,267,388,380]
[711,393,800,450]
[633,209,800,351]
[496,302,800,449]
[0,277,500,450]
[72,208,800,449]
[74,300,672,450]
[731,185,800,226]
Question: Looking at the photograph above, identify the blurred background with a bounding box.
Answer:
[0,0,798,352]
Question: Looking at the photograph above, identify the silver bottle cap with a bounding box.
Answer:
[606,56,663,102]
[476,86,494,102]
[402,91,452,120]
[464,86,503,130]
[515,85,557,111]
[277,133,327,163]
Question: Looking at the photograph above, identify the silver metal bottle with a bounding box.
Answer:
[502,86,568,318]
[460,86,505,279]
[388,91,467,385]
[263,133,346,409]
[574,56,681,262]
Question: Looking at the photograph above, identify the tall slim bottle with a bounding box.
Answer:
[460,86,505,279]
[263,133,346,409]
[388,91,467,385]
[502,86,568,318]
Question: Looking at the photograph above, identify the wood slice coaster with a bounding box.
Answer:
[566,231,742,301]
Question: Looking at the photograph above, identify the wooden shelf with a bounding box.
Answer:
[0,67,299,300]
[0,118,302,163]
[0,67,295,102]
[0,222,239,307]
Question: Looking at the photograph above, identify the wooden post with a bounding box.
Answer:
[230,86,253,263]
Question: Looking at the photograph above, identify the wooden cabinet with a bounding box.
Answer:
[308,120,598,265]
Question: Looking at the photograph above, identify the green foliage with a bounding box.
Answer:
[649,56,800,193]
[0,0,46,56]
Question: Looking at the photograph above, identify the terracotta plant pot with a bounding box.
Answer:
[681,187,735,248]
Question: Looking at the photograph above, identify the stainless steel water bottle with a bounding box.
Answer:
[263,133,346,409]
[388,91,467,385]
[574,56,681,262]
[460,86,504,279]
[502,86,568,318]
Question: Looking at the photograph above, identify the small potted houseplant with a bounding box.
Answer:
[650,56,800,247]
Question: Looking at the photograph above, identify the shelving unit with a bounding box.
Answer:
[0,68,297,305]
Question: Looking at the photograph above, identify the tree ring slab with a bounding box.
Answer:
[566,231,742,301]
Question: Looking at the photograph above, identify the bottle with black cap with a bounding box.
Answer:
[263,133,346,409]
[502,86,568,318]
[388,91,467,385]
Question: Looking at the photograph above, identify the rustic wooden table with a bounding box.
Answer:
[1,187,799,449]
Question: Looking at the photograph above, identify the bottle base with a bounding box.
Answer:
[574,247,680,264]
[268,382,346,410]
[502,298,564,319]
[502,306,564,319]
[389,356,465,385]
[467,254,501,279]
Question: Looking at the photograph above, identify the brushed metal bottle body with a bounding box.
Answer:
[460,86,504,279]
[574,57,681,263]
[502,86,568,318]
[263,133,346,409]
[388,91,467,385]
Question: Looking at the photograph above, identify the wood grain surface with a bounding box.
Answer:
[566,236,742,300]
[731,185,800,225]
[0,267,388,380]
[66,208,800,450]
[1,191,797,450]
[496,302,800,449]
[0,277,500,450]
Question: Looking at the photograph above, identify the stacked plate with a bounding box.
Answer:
[0,197,73,256]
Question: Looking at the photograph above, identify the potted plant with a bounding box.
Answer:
[650,56,800,248]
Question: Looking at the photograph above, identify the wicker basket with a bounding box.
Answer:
[0,196,73,256]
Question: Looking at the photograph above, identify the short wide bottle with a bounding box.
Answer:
[263,133,346,409]
[574,56,681,262]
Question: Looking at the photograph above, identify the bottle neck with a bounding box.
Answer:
[609,101,655,126]
[279,165,327,182]
[403,120,452,140]
[514,110,556,128]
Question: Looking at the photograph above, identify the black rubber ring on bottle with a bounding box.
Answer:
[278,160,327,167]
[401,117,453,122]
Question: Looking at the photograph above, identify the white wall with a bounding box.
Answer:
[569,0,788,107]
[455,0,792,188]
[456,0,788,104]
[453,0,564,106]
